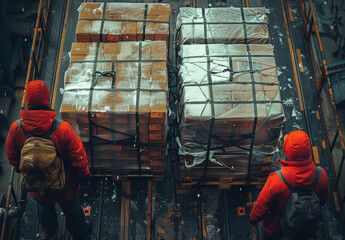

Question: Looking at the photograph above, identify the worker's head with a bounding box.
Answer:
[25,80,50,109]
[283,130,311,162]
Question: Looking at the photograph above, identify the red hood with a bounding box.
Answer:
[279,131,316,189]
[20,109,57,135]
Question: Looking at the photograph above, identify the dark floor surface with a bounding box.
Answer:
[1,0,345,239]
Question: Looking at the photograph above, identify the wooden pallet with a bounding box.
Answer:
[178,176,267,191]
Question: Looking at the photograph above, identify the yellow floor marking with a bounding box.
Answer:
[316,231,321,240]
[323,89,330,118]
[281,0,304,111]
[147,180,152,240]
[333,192,340,211]
[51,0,70,109]
[125,181,131,240]
[296,49,304,72]
[315,110,320,119]
[322,140,326,149]
[288,2,294,21]
[120,182,125,239]
[312,146,320,164]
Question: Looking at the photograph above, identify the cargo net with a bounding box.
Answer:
[176,7,269,45]
[60,41,168,175]
[177,44,285,181]
[76,2,170,43]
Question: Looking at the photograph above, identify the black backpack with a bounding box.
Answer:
[276,167,322,239]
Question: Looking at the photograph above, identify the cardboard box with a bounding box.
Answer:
[76,3,170,42]
[178,44,284,179]
[176,7,269,45]
[61,41,168,147]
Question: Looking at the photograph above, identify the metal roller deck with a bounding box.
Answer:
[1,0,345,239]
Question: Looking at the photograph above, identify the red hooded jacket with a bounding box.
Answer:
[5,80,91,203]
[250,131,330,238]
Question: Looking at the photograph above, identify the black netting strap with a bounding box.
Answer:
[179,21,268,26]
[182,81,279,87]
[92,123,134,139]
[136,42,143,173]
[99,3,107,42]
[181,54,274,59]
[87,42,101,169]
[241,8,248,44]
[70,59,167,64]
[229,57,234,82]
[79,18,169,24]
[202,44,215,182]
[202,8,208,44]
[111,62,116,88]
[64,88,166,93]
[246,45,258,182]
[142,4,148,41]
[182,100,281,105]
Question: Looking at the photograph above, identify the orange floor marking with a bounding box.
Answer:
[147,180,152,240]
[333,192,340,211]
[51,0,70,110]
[288,2,294,21]
[315,110,320,119]
[296,49,304,72]
[322,140,326,149]
[312,146,320,164]
[120,182,125,239]
[281,0,304,111]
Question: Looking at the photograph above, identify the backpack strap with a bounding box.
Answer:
[276,166,323,192]
[17,119,62,140]
[311,167,322,190]
[276,170,294,193]
[42,119,62,139]
[17,120,32,139]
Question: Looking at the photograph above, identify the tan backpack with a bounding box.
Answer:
[17,119,65,196]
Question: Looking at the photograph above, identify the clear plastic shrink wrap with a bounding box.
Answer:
[176,7,269,45]
[178,44,284,180]
[60,41,168,173]
[76,3,170,43]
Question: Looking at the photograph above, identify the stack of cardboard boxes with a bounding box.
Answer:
[176,7,269,44]
[176,7,284,184]
[76,3,169,42]
[60,3,170,176]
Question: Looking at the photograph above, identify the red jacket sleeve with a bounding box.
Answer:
[60,122,91,178]
[5,121,25,171]
[315,168,330,206]
[250,173,277,222]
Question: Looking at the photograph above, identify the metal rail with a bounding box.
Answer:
[300,0,345,219]
[282,0,333,238]
[1,0,51,238]
[21,0,51,109]
[0,169,15,240]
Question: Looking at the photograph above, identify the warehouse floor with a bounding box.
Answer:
[1,0,345,239]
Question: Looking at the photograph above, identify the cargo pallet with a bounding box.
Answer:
[1,0,345,239]
[178,177,267,190]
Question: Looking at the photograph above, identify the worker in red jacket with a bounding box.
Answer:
[250,130,330,239]
[5,80,92,240]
